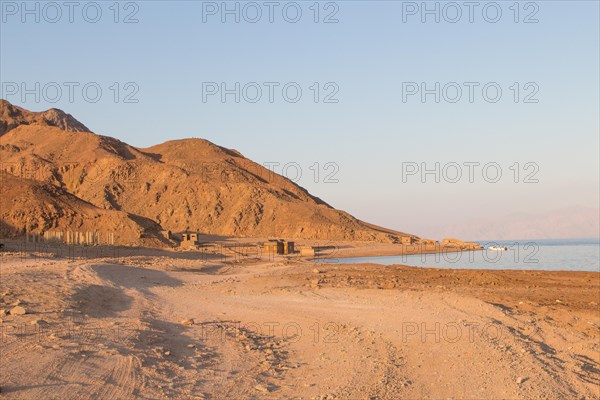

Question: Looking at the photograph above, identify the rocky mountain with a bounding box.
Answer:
[0,99,90,136]
[0,101,415,245]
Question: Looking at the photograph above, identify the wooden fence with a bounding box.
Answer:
[26,231,116,245]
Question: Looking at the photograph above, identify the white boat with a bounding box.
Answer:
[488,246,508,251]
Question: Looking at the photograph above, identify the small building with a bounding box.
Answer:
[264,240,280,255]
[263,239,295,255]
[180,232,200,249]
[282,241,294,255]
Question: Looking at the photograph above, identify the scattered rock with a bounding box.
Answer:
[181,319,195,326]
[312,268,321,274]
[164,351,171,356]
[187,344,195,348]
[516,376,527,384]
[9,306,27,315]
[254,383,270,393]
[30,319,49,326]
[314,394,336,400]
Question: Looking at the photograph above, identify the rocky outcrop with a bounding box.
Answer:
[0,99,91,136]
[441,238,483,250]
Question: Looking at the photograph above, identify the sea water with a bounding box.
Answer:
[318,238,600,272]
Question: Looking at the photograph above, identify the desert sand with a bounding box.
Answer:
[1,242,598,400]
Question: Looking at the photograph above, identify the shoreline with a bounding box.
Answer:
[2,238,598,272]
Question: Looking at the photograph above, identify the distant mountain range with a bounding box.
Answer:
[424,206,600,241]
[0,100,416,245]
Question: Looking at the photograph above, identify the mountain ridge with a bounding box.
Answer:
[0,100,416,245]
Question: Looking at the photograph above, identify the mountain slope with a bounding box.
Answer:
[0,101,414,243]
[0,174,164,245]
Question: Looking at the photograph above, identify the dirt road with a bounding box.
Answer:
[1,252,598,399]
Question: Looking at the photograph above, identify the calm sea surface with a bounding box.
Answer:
[318,239,600,272]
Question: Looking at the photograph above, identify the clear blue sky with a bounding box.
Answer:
[1,1,599,238]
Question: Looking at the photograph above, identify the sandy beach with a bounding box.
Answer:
[1,244,598,399]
